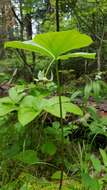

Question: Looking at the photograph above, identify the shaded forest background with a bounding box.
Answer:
[0,0,107,84]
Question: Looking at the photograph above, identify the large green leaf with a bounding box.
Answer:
[19,95,38,107]
[18,106,41,126]
[18,95,83,125]
[5,30,94,59]
[58,52,96,60]
[45,96,70,106]
[0,96,17,116]
[18,95,43,125]
[0,97,13,104]
[0,103,17,116]
[33,30,93,58]
[5,41,52,58]
[19,95,47,110]
[63,102,83,116]
[44,96,83,118]
[44,96,69,118]
[9,87,25,103]
[9,87,18,102]
[45,104,66,118]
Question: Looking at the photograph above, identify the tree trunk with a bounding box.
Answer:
[25,13,36,72]
[0,0,15,58]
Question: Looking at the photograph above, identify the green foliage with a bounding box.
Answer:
[44,96,83,119]
[58,52,96,60]
[99,148,107,167]
[0,97,17,116]
[5,30,95,60]
[18,95,42,126]
[84,79,107,102]
[15,150,39,164]
[41,142,57,156]
[0,173,83,190]
[86,111,107,137]
[9,87,25,103]
[51,171,67,180]
[0,88,83,126]
[82,173,100,190]
[84,82,93,102]
[90,154,101,173]
[2,27,96,190]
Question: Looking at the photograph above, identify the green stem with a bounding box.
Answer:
[56,62,64,190]
[55,0,64,189]
[45,58,55,77]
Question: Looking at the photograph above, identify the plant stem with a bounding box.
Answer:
[45,58,55,76]
[55,1,64,190]
[56,63,64,190]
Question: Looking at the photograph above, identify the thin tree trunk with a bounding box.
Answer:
[25,12,36,73]
[19,0,24,40]
[97,29,104,72]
